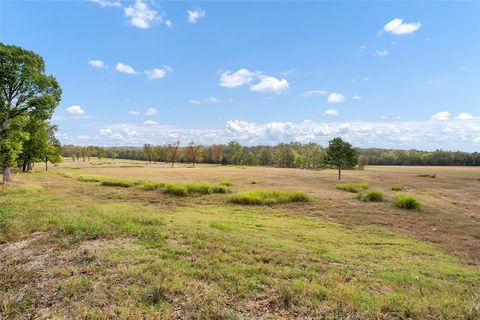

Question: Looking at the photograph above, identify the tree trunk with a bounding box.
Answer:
[27,161,33,172]
[45,157,48,171]
[22,161,27,172]
[3,167,13,182]
[338,166,341,180]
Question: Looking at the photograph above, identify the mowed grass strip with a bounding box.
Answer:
[230,189,311,205]
[335,182,369,193]
[0,178,479,319]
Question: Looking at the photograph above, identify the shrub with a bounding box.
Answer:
[390,184,403,191]
[219,180,232,187]
[100,179,142,188]
[230,189,311,205]
[359,190,383,202]
[395,194,421,210]
[142,181,164,190]
[250,181,257,184]
[335,182,369,193]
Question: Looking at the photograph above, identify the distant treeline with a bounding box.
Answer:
[62,142,480,167]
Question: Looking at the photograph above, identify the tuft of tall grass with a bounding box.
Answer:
[358,190,383,202]
[230,189,311,205]
[142,181,165,190]
[416,174,436,178]
[390,184,404,191]
[76,176,108,183]
[163,182,230,196]
[140,286,166,305]
[335,182,369,193]
[395,194,421,210]
[100,179,142,188]
[219,180,233,187]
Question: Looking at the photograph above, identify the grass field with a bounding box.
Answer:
[1,160,479,319]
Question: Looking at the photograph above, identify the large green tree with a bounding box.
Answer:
[0,43,61,182]
[325,137,359,180]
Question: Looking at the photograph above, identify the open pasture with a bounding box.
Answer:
[1,161,479,319]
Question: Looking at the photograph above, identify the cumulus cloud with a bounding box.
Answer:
[116,62,137,74]
[327,93,345,103]
[144,120,159,125]
[375,49,388,56]
[250,76,289,94]
[145,66,171,79]
[66,105,85,115]
[353,95,362,100]
[129,110,140,116]
[302,90,328,98]
[187,8,205,23]
[190,97,222,105]
[431,111,450,121]
[323,109,339,116]
[88,59,106,68]
[144,107,158,116]
[455,112,476,120]
[165,20,172,28]
[383,18,422,35]
[91,0,121,8]
[220,69,255,88]
[100,128,113,135]
[124,0,160,29]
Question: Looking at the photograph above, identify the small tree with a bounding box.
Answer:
[186,141,203,167]
[325,137,359,180]
[358,155,368,170]
[166,140,180,167]
[211,144,224,165]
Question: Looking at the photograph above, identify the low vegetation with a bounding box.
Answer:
[163,182,230,196]
[416,173,436,178]
[395,194,421,210]
[335,182,369,193]
[358,190,383,202]
[142,181,165,190]
[219,180,232,186]
[390,184,404,191]
[230,189,311,205]
[100,179,142,188]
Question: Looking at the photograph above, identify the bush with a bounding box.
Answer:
[230,189,311,205]
[390,184,403,191]
[250,181,257,184]
[335,182,369,193]
[219,180,232,187]
[359,190,383,202]
[395,194,421,210]
[100,179,142,188]
[142,181,164,190]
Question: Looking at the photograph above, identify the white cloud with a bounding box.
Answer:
[187,8,205,23]
[100,128,113,135]
[431,111,450,121]
[190,97,222,105]
[383,18,422,35]
[129,110,140,116]
[250,76,289,94]
[165,20,172,28]
[302,90,328,98]
[66,105,85,115]
[116,62,136,74]
[455,112,475,120]
[145,67,169,79]
[323,109,339,116]
[220,69,255,88]
[327,93,345,103]
[144,107,158,116]
[144,120,159,125]
[375,49,388,56]
[91,0,121,8]
[353,95,362,100]
[124,0,159,29]
[88,59,106,68]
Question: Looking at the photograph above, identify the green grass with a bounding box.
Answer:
[76,175,108,183]
[219,180,233,187]
[390,184,404,191]
[142,181,165,190]
[359,190,383,202]
[0,184,43,195]
[416,174,436,178]
[336,182,369,193]
[0,172,478,319]
[395,194,421,210]
[230,189,311,205]
[163,182,230,196]
[100,179,142,188]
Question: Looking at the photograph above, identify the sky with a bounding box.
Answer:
[1,0,479,151]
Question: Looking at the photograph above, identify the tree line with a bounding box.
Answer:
[62,140,480,169]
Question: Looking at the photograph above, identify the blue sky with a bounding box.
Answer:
[1,0,479,151]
